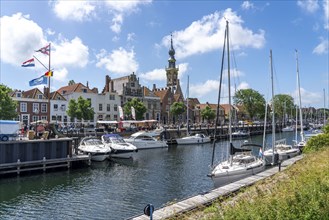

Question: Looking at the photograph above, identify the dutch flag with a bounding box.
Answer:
[21,58,35,67]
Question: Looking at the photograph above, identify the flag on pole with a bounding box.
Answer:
[29,75,48,86]
[131,106,136,120]
[36,44,50,55]
[118,106,124,120]
[21,58,35,67]
[44,70,53,77]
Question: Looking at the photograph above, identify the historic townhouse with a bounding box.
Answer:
[10,88,49,126]
[57,82,121,124]
[108,73,161,120]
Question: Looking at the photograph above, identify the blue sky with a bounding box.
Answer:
[1,0,328,108]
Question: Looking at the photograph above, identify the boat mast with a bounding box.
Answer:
[226,21,233,166]
[270,50,276,164]
[186,75,189,136]
[210,21,227,167]
[296,50,304,142]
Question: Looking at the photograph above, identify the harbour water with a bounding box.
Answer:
[0,132,297,219]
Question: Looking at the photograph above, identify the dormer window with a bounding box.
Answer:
[62,91,66,94]
[82,88,87,93]
[16,92,21,98]
[38,94,43,99]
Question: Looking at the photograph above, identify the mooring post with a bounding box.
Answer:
[17,159,21,175]
[43,157,46,172]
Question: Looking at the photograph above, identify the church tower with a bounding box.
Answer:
[166,34,179,93]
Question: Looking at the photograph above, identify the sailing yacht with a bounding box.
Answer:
[209,21,265,187]
[263,50,300,165]
[176,75,211,145]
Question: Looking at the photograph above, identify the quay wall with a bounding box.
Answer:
[0,138,73,164]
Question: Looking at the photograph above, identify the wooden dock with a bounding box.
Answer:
[0,154,91,175]
[130,155,303,220]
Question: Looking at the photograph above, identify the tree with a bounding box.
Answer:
[201,106,216,122]
[233,89,266,120]
[123,97,147,120]
[67,96,94,122]
[272,94,294,122]
[170,102,185,124]
[0,84,18,120]
[68,80,76,86]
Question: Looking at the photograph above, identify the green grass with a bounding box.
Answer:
[174,143,329,220]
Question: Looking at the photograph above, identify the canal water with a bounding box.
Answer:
[0,132,297,219]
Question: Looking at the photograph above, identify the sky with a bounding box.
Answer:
[1,0,328,108]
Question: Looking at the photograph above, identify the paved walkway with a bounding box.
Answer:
[131,155,303,220]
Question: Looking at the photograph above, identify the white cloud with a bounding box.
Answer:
[53,0,96,21]
[190,80,219,98]
[52,37,89,68]
[96,47,138,75]
[103,0,152,34]
[139,62,188,82]
[241,1,254,10]
[237,81,250,90]
[162,9,265,59]
[297,0,320,13]
[0,13,45,65]
[53,68,69,82]
[313,38,328,54]
[292,87,322,106]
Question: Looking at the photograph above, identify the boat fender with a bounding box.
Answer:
[144,204,154,217]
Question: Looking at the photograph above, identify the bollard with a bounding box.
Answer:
[278,161,281,171]
[144,204,154,220]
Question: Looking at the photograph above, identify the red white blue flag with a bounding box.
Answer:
[21,58,35,67]
[36,44,50,55]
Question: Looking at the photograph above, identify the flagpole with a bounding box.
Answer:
[48,43,51,125]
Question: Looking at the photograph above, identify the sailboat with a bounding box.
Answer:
[176,75,211,145]
[294,50,307,152]
[263,50,300,164]
[209,21,265,187]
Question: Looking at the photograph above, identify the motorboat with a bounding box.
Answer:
[124,131,168,149]
[78,137,111,161]
[231,130,249,139]
[282,126,294,132]
[101,134,138,159]
[210,144,265,188]
[263,139,300,164]
[176,133,211,145]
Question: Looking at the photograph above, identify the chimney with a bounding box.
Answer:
[43,86,49,98]
[111,80,114,92]
[86,81,89,88]
[153,84,156,91]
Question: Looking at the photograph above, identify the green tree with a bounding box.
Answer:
[233,89,266,120]
[0,84,18,120]
[123,97,147,120]
[201,106,216,122]
[67,96,94,122]
[272,94,294,121]
[170,101,185,124]
[68,80,76,86]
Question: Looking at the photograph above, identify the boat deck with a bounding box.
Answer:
[130,155,303,220]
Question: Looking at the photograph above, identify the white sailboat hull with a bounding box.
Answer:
[176,134,211,145]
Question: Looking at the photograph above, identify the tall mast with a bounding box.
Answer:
[48,43,51,124]
[270,50,275,164]
[296,50,304,142]
[186,75,189,136]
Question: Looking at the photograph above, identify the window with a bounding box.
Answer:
[20,102,27,112]
[41,103,47,113]
[114,115,118,120]
[131,82,135,87]
[33,103,39,113]
[54,104,58,111]
[109,94,115,100]
[62,91,66,94]
[52,115,56,120]
[99,104,103,111]
[98,115,103,120]
[61,104,66,111]
[114,104,118,111]
[32,115,39,122]
[38,94,43,99]
[41,116,47,120]
[16,93,21,98]
[107,104,111,111]
[82,88,87,93]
